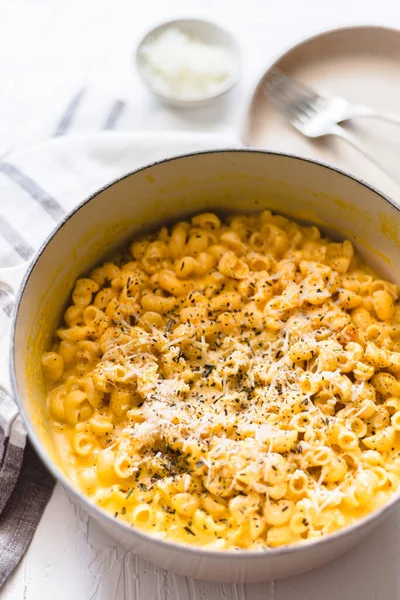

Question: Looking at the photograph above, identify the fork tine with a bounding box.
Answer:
[271,68,319,102]
[267,84,306,121]
[264,69,322,122]
[264,72,299,104]
[265,75,312,123]
[268,72,316,106]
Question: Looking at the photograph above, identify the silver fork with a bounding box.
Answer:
[265,69,398,181]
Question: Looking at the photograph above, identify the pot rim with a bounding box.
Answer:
[10,148,400,560]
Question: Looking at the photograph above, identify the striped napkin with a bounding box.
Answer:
[0,90,233,586]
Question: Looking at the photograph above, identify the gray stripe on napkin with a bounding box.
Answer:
[0,432,24,516]
[0,440,55,587]
[0,291,13,318]
[0,164,65,221]
[53,88,86,137]
[103,100,126,130]
[0,428,5,467]
[0,390,25,522]
[0,216,34,260]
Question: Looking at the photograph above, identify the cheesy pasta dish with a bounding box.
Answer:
[42,210,400,550]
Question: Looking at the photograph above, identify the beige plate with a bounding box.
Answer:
[244,25,400,200]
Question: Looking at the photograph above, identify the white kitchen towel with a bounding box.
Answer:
[0,95,235,585]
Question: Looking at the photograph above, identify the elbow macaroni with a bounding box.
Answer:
[42,211,400,550]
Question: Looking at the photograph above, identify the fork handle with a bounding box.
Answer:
[331,124,398,184]
[351,105,400,126]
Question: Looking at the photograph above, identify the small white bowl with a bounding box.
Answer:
[135,19,241,107]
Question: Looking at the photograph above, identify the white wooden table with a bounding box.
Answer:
[2,0,400,597]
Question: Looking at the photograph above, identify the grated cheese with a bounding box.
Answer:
[139,27,235,100]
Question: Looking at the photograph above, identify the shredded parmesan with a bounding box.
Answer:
[139,27,235,101]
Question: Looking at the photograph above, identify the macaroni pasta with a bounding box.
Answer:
[42,211,400,549]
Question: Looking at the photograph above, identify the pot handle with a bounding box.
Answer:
[0,262,30,295]
[0,262,30,398]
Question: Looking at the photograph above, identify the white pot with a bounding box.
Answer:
[8,150,400,582]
